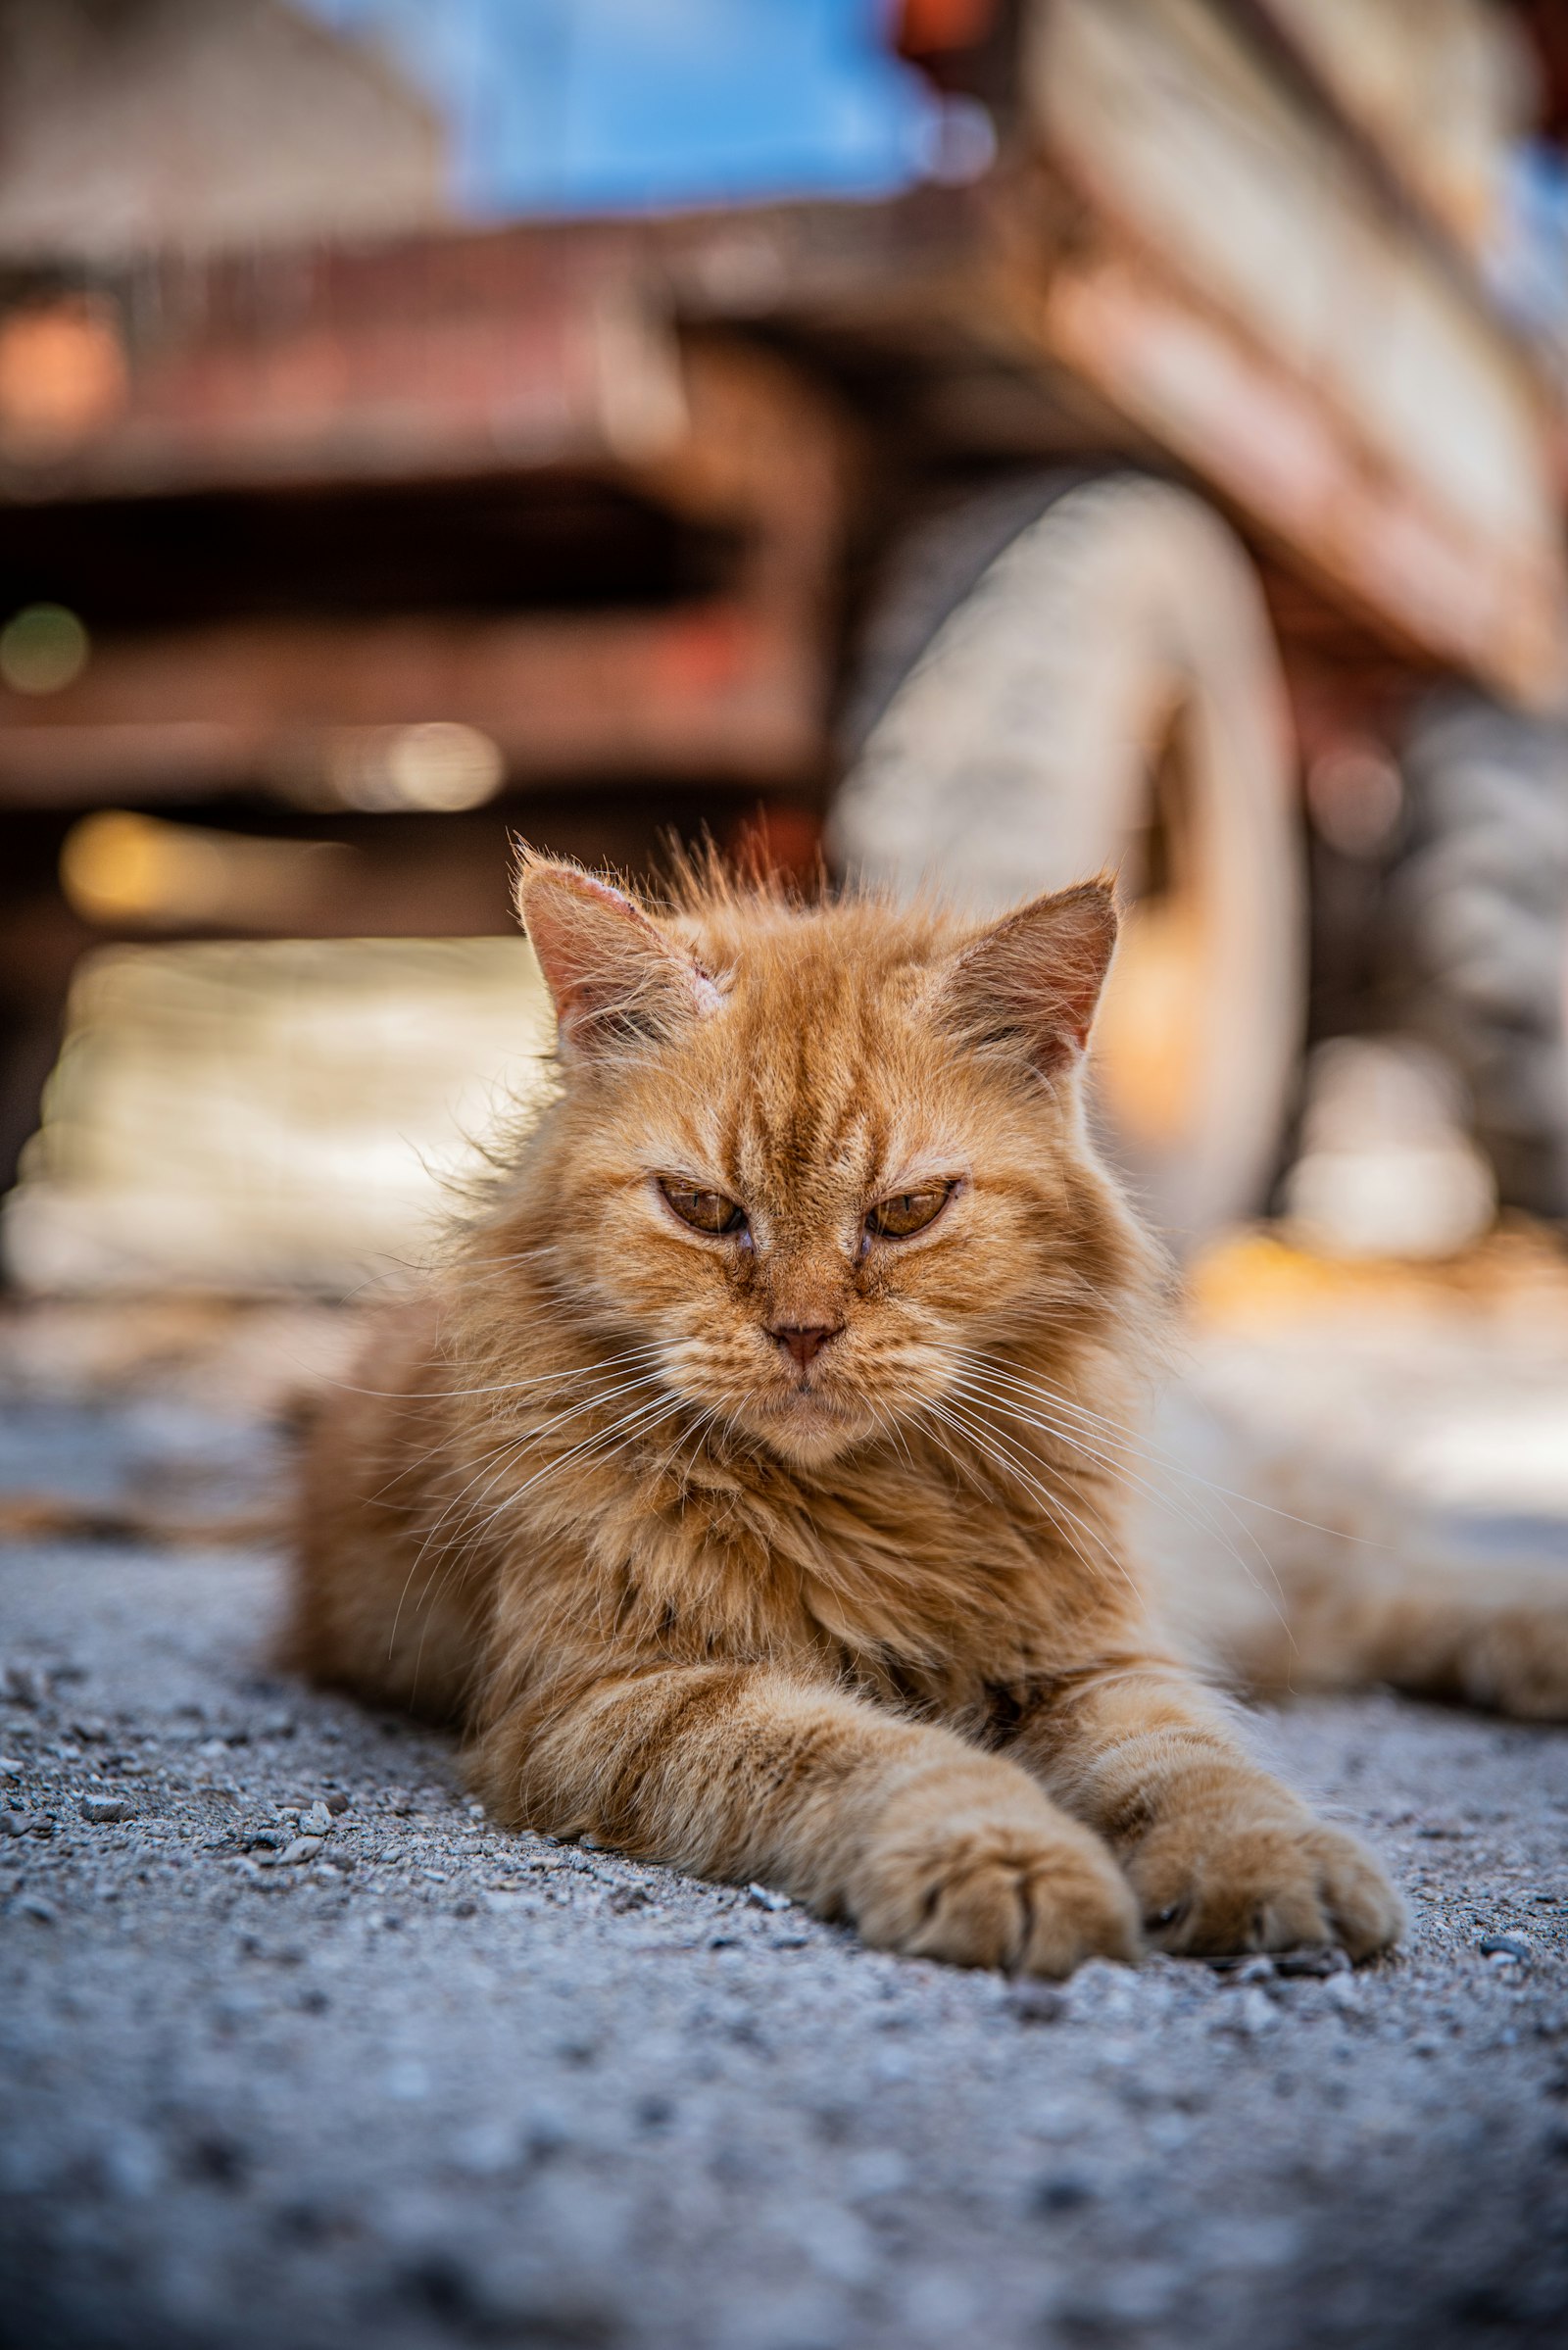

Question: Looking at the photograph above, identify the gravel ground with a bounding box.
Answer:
[1,1300,1567,2350]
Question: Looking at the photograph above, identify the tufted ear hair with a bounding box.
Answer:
[514,852,719,1062]
[937,880,1118,1079]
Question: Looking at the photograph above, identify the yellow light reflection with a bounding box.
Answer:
[61,810,351,932]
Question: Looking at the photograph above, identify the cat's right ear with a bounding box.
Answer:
[936,879,1118,1081]
[514,854,719,1062]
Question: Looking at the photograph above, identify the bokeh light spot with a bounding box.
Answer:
[1,603,90,696]
[328,721,506,811]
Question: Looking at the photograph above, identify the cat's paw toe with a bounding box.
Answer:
[857,1804,1140,1978]
[1131,1813,1403,1964]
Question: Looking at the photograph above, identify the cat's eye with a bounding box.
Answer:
[864,1184,953,1241]
[658,1178,748,1237]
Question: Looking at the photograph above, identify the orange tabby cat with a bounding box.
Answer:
[290,855,1417,1976]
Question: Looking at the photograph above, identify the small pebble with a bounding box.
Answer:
[1480,1934,1531,1964]
[521,2101,572,2157]
[746,1884,792,1913]
[0,1757,22,1777]
[80,1794,133,1825]
[323,1790,352,1816]
[8,1893,56,1925]
[1035,2172,1096,2215]
[1008,1983,1068,2026]
[298,1802,333,1838]
[279,1836,324,1866]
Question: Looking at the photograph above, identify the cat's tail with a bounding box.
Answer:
[1145,1463,1568,1723]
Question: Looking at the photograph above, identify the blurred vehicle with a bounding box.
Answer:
[3,0,1568,1264]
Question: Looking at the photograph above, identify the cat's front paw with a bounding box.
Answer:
[1126,1801,1403,1963]
[853,1780,1140,1977]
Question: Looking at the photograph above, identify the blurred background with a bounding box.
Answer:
[8,25,1568,2345]
[2,0,1568,1302]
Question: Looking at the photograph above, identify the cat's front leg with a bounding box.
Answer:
[1012,1659,1404,1962]
[472,1663,1140,1977]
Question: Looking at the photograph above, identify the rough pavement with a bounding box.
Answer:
[1,1299,1566,2350]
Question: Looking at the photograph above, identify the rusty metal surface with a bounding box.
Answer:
[0,336,846,802]
[0,6,1563,730]
[0,602,820,804]
[0,238,686,497]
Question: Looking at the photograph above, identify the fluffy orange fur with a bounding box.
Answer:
[289,856,1412,1975]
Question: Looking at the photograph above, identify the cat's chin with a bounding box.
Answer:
[748,1392,869,1467]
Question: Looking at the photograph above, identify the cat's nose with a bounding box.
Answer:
[768,1321,844,1372]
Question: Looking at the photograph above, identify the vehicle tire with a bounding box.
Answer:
[1392,692,1568,1215]
[829,472,1304,1244]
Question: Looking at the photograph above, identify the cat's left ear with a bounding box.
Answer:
[937,880,1118,1078]
[515,853,719,1061]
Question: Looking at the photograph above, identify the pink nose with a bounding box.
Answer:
[769,1322,843,1371]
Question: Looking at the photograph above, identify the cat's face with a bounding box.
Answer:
[516,860,1141,1468]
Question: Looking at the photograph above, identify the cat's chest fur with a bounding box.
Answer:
[549,1428,1123,1715]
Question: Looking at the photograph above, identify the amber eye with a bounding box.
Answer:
[658,1179,748,1237]
[864,1184,953,1241]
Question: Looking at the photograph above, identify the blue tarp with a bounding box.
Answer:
[299,0,946,216]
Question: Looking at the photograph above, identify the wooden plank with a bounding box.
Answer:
[1042,253,1568,706]
[1023,0,1568,707]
